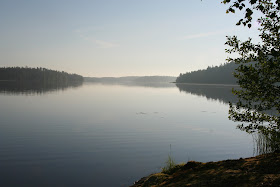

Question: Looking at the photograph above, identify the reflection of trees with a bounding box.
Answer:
[251,128,280,155]
[0,81,83,95]
[176,83,280,155]
[0,67,84,95]
[176,83,239,104]
[237,111,280,155]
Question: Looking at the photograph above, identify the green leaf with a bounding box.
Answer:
[233,2,240,8]
[258,5,264,11]
[245,8,253,18]
[229,8,235,13]
[250,0,257,4]
[270,12,276,19]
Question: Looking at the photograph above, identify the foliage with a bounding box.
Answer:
[223,0,280,133]
[222,0,280,28]
[0,67,84,84]
[176,62,238,84]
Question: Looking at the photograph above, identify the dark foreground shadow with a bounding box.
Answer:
[132,152,280,187]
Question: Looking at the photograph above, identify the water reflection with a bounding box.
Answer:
[252,129,280,155]
[176,83,239,104]
[175,83,280,156]
[0,81,83,95]
[0,82,254,186]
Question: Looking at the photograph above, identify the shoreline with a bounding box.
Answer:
[131,152,280,186]
[174,82,239,87]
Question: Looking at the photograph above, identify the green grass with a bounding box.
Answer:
[161,154,176,174]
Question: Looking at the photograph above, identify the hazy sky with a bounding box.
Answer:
[0,0,261,77]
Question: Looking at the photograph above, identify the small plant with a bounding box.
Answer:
[161,154,176,174]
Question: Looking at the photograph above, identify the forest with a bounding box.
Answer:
[176,62,239,84]
[0,67,84,84]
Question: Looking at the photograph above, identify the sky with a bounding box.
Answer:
[0,0,261,77]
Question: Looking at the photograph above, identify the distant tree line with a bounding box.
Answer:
[133,76,176,83]
[176,62,239,84]
[0,67,84,84]
[84,76,176,83]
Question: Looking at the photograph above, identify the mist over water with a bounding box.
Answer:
[0,82,253,186]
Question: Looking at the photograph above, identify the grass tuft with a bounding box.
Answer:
[161,154,177,174]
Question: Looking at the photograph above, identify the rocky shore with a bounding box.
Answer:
[131,152,280,187]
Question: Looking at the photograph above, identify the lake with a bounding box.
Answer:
[0,82,254,187]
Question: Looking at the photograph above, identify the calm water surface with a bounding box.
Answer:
[0,82,253,186]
